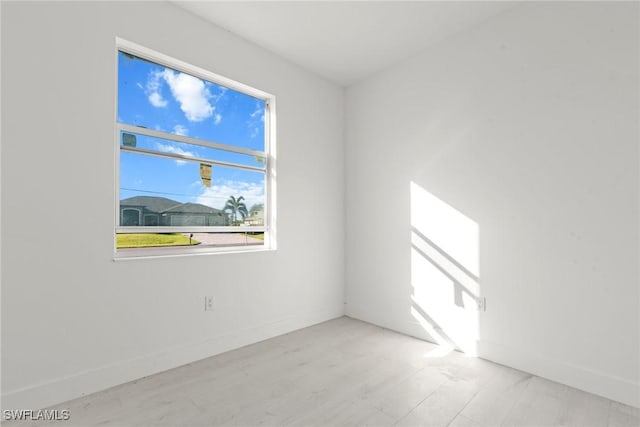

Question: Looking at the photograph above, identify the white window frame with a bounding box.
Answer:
[114,38,276,259]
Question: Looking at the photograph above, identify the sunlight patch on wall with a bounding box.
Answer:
[410,182,479,276]
[410,181,480,356]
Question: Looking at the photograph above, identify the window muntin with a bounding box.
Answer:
[115,40,273,255]
[120,132,266,169]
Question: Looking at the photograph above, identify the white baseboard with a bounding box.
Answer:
[345,307,639,409]
[478,339,640,409]
[2,308,344,411]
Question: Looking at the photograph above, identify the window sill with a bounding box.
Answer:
[113,245,276,261]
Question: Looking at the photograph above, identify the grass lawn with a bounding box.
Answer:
[248,233,264,240]
[117,233,200,249]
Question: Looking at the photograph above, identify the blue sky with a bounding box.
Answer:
[118,52,265,211]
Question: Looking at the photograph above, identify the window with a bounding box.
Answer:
[115,39,275,257]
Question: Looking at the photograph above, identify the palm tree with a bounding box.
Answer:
[224,195,248,226]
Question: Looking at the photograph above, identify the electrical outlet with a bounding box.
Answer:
[204,296,214,311]
[477,297,486,312]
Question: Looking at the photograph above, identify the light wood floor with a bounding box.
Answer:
[9,317,639,426]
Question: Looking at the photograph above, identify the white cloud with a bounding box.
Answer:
[144,68,229,123]
[146,70,168,108]
[196,179,264,211]
[162,69,214,122]
[173,124,188,136]
[148,92,168,108]
[250,105,264,120]
[248,102,265,138]
[155,142,195,166]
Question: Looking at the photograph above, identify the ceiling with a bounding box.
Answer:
[173,1,518,86]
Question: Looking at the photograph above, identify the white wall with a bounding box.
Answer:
[346,2,639,407]
[1,1,345,409]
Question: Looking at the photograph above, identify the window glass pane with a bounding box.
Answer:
[119,151,265,227]
[118,51,265,151]
[120,131,265,168]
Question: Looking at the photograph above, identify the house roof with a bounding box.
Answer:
[120,196,221,214]
[162,202,222,215]
[121,196,177,212]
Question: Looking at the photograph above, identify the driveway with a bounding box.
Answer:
[185,233,263,247]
